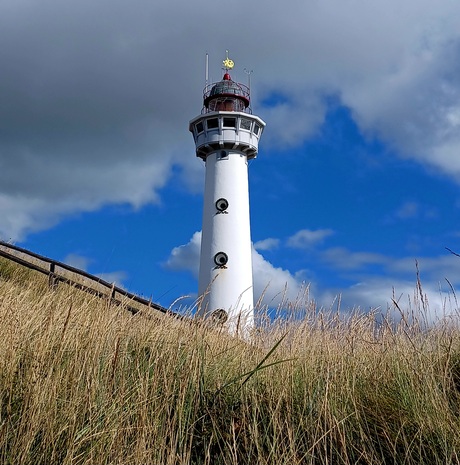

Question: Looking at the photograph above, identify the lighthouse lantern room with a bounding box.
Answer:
[189,53,265,334]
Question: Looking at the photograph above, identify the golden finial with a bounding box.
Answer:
[222,50,234,70]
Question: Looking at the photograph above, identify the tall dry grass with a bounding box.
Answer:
[1,258,460,464]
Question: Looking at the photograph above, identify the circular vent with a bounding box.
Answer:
[211,309,228,324]
[215,198,229,212]
[214,252,228,267]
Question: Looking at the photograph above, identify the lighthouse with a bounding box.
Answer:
[189,53,265,334]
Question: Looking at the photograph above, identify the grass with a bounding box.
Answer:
[1,257,460,464]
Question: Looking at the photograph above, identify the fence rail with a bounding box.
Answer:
[0,240,172,317]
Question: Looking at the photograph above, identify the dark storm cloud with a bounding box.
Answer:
[1,0,460,239]
[0,0,198,238]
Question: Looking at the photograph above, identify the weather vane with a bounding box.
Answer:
[222,50,234,70]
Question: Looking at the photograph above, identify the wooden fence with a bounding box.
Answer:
[0,240,172,317]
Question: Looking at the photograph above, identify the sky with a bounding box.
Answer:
[1,0,460,319]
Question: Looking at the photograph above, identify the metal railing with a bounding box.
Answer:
[0,240,173,317]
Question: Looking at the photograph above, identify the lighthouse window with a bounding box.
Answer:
[240,118,252,130]
[253,124,261,135]
[196,121,204,134]
[223,117,236,128]
[207,118,219,129]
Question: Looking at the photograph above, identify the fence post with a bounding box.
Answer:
[48,262,58,290]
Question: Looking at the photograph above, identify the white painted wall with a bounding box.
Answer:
[197,149,254,333]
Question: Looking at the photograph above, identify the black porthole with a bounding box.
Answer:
[214,252,228,267]
[211,309,228,324]
[215,198,229,212]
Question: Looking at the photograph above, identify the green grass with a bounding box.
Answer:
[1,258,460,464]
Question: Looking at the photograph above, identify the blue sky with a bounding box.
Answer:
[1,0,460,318]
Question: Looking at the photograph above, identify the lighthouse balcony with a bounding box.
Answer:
[189,112,265,160]
[195,140,259,160]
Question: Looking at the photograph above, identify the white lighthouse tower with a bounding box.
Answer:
[189,53,265,334]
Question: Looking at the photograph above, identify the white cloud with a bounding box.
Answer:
[315,246,460,321]
[287,229,334,249]
[318,246,460,293]
[164,231,305,307]
[251,248,305,307]
[323,277,459,324]
[320,247,389,271]
[254,238,280,251]
[0,195,59,242]
[261,96,326,148]
[388,255,460,283]
[96,271,128,287]
[63,253,92,271]
[339,31,460,180]
[164,231,460,322]
[164,231,201,278]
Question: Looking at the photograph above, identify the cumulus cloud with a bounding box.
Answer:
[253,238,280,251]
[320,247,389,271]
[261,95,327,148]
[96,271,128,287]
[287,229,334,249]
[164,231,305,307]
[164,231,201,278]
[64,253,92,271]
[2,0,460,240]
[316,246,460,320]
[164,229,460,322]
[0,0,193,240]
[316,245,460,289]
[388,255,460,282]
[251,248,305,307]
[321,277,459,324]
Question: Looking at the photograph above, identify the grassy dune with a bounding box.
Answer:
[1,258,460,464]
